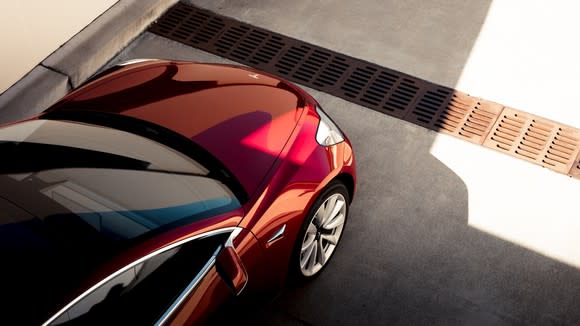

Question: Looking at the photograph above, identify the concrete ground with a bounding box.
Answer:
[185,0,580,273]
[2,0,580,324]
[193,0,580,284]
[107,32,580,325]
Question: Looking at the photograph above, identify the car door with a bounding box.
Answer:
[44,228,253,326]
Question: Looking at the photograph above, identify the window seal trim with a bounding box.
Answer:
[154,247,219,326]
[155,227,244,325]
[42,227,237,326]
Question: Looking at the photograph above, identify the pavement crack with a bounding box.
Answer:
[40,63,73,90]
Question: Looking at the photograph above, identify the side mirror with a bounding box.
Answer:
[216,246,248,296]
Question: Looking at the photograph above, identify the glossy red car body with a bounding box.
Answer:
[4,60,356,324]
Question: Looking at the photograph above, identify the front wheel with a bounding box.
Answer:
[291,181,350,280]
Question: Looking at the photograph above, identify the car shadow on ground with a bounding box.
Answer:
[81,3,580,321]
[207,92,580,326]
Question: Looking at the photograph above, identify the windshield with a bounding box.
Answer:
[0,118,241,325]
[0,119,240,239]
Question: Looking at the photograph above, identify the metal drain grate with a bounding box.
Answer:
[338,64,424,118]
[570,153,580,179]
[273,45,348,92]
[483,109,580,175]
[215,25,284,65]
[404,87,503,144]
[150,2,580,179]
[149,2,429,115]
[156,4,226,45]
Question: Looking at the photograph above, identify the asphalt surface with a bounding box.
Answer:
[182,0,580,271]
[0,0,578,325]
[106,32,580,325]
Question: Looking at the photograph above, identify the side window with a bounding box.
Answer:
[47,232,229,325]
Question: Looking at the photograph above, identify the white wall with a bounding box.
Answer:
[456,0,580,127]
[0,1,118,93]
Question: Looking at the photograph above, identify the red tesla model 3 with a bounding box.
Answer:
[0,60,356,325]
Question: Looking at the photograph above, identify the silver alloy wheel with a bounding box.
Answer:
[299,193,347,276]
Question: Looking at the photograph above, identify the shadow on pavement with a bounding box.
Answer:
[83,0,580,322]
[190,0,493,88]
[206,91,580,325]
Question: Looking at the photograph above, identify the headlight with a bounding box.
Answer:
[315,106,345,146]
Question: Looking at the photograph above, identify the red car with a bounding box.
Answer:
[0,60,356,325]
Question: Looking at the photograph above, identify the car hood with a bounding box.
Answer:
[47,61,306,198]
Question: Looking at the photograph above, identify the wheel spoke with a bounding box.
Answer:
[321,233,338,245]
[327,199,344,224]
[307,222,317,234]
[316,237,326,266]
[322,196,338,224]
[307,240,318,271]
[314,207,325,225]
[301,232,316,251]
[323,213,345,230]
[300,239,316,269]
[302,222,317,250]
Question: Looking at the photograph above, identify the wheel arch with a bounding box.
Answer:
[333,172,355,204]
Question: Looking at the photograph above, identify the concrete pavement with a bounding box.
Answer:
[192,0,580,127]
[187,0,580,275]
[2,0,580,324]
[107,32,580,324]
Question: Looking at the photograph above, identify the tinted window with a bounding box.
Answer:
[48,233,228,325]
[0,120,240,325]
[0,119,239,239]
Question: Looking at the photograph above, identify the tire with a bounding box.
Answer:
[290,181,350,281]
